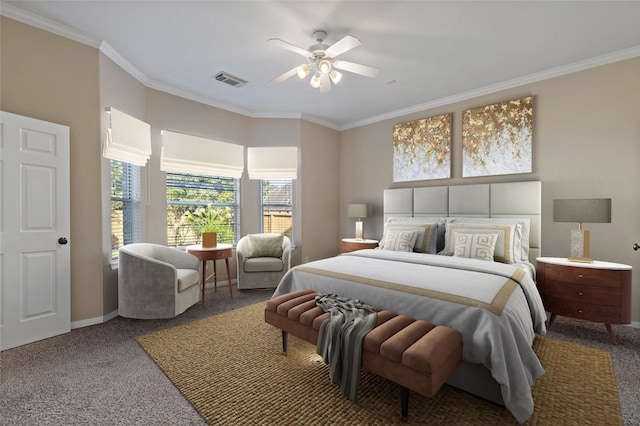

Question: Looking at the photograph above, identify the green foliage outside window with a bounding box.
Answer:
[166,173,239,247]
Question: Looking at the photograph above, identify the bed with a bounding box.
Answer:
[272,181,546,424]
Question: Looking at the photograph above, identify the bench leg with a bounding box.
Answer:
[281,330,288,356]
[400,386,409,420]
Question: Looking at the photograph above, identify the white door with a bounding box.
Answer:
[0,111,70,351]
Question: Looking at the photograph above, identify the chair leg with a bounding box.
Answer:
[282,330,288,356]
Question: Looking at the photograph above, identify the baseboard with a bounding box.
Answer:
[204,278,237,288]
[71,281,239,329]
[626,321,640,329]
[71,309,119,330]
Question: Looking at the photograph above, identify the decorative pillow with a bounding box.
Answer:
[446,217,530,263]
[379,222,438,254]
[380,229,419,252]
[453,233,498,261]
[246,233,284,258]
[445,223,518,263]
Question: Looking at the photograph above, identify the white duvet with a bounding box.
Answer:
[272,249,547,424]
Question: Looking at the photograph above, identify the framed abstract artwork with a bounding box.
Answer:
[462,96,533,177]
[392,113,452,182]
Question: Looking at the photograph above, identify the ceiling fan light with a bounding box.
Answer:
[296,64,311,79]
[329,70,343,84]
[309,73,321,88]
[318,59,332,73]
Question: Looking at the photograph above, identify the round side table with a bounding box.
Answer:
[187,244,233,303]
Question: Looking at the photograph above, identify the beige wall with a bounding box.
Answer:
[339,57,640,323]
[1,17,104,323]
[300,120,340,263]
[99,54,148,314]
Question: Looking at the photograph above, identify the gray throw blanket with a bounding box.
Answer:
[315,294,377,401]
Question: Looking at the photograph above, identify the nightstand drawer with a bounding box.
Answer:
[544,264,621,288]
[545,281,620,305]
[544,298,623,323]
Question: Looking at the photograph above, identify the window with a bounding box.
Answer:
[166,173,240,247]
[110,160,142,260]
[261,179,293,241]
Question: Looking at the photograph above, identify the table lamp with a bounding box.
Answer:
[553,198,611,263]
[347,203,368,240]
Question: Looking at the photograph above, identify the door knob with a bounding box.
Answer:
[634,243,639,251]
[58,237,68,245]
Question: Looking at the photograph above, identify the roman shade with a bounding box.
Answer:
[247,147,297,179]
[103,107,151,166]
[161,130,244,178]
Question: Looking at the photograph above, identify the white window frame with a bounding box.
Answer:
[260,178,294,242]
[166,172,241,248]
[110,159,142,261]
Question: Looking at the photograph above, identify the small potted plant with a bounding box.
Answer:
[181,205,223,248]
[199,223,218,248]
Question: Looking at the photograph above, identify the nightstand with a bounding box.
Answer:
[536,257,631,344]
[341,238,379,253]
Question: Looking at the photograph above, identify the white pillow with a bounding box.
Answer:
[445,223,518,263]
[379,222,438,254]
[453,233,498,261]
[381,229,419,252]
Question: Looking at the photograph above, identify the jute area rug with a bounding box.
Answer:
[137,302,622,425]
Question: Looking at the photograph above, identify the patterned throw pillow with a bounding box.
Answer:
[246,233,284,258]
[445,223,517,263]
[379,222,438,254]
[453,233,498,261]
[380,229,419,252]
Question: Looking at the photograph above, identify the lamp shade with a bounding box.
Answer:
[247,147,297,179]
[553,198,611,263]
[103,107,151,166]
[553,199,611,224]
[347,204,368,219]
[160,130,244,178]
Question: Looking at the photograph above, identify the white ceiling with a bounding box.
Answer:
[4,1,640,130]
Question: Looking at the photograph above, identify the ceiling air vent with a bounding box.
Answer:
[214,72,247,88]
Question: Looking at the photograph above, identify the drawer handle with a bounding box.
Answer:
[578,292,583,296]
[578,309,583,314]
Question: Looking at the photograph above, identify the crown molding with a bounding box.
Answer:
[99,41,148,85]
[145,78,256,118]
[4,3,638,132]
[1,3,100,48]
[338,45,640,131]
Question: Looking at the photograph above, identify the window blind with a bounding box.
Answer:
[247,147,297,179]
[261,179,293,240]
[161,130,244,178]
[111,160,142,259]
[166,172,240,247]
[103,107,151,166]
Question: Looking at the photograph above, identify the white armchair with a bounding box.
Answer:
[118,243,201,319]
[236,233,291,289]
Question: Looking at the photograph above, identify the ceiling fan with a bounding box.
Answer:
[268,30,379,93]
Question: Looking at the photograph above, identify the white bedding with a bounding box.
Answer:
[272,249,547,424]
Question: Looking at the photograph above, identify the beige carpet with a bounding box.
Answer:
[137,302,622,425]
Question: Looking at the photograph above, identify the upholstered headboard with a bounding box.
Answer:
[383,181,541,263]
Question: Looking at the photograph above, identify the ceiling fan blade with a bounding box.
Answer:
[319,73,332,93]
[333,60,379,78]
[324,35,361,58]
[269,67,299,85]
[268,38,310,58]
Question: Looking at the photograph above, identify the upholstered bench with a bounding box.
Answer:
[264,289,463,419]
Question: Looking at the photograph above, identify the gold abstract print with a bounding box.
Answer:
[462,96,533,177]
[393,113,451,182]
